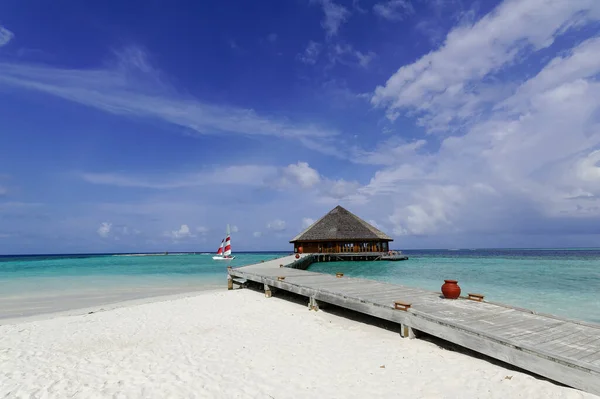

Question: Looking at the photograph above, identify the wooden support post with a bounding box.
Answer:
[264,284,272,298]
[227,266,233,290]
[400,323,416,339]
[307,296,321,311]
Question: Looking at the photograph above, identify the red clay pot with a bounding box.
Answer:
[441,280,461,299]
[295,254,300,259]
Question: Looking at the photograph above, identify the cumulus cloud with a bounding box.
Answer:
[164,224,195,240]
[360,1,600,237]
[253,231,262,238]
[321,178,361,200]
[282,162,321,188]
[267,219,286,231]
[230,225,239,233]
[267,161,322,189]
[371,0,600,131]
[97,222,112,238]
[0,26,14,47]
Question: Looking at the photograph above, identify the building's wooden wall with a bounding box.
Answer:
[294,241,390,254]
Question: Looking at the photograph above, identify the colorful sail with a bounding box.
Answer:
[223,233,232,257]
[213,224,235,260]
[216,239,224,255]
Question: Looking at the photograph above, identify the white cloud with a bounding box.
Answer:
[0,47,338,152]
[97,222,112,238]
[312,0,350,37]
[298,41,322,65]
[81,162,328,192]
[0,25,14,47]
[282,162,321,188]
[230,225,239,233]
[330,43,376,68]
[351,137,427,165]
[362,7,600,237]
[267,161,322,190]
[388,185,464,235]
[253,231,262,238]
[267,219,286,231]
[164,224,195,240]
[80,165,279,189]
[302,217,315,228]
[373,0,414,21]
[371,0,600,131]
[322,178,361,200]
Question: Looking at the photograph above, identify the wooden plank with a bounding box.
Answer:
[229,264,600,396]
[479,318,560,338]
[284,278,340,287]
[419,308,517,327]
[501,320,567,341]
[514,323,582,347]
[551,336,600,360]
[346,287,413,299]
[406,313,600,394]
[361,292,438,307]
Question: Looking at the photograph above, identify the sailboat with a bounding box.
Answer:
[212,225,235,260]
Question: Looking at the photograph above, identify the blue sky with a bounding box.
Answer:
[1,0,600,254]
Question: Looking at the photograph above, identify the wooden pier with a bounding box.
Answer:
[228,254,600,396]
[305,251,408,263]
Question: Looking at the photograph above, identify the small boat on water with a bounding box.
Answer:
[213,224,235,261]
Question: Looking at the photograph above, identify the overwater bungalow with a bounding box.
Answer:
[290,205,394,254]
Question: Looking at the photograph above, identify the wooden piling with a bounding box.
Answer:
[264,284,272,298]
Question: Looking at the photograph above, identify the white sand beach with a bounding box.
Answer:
[1,289,597,399]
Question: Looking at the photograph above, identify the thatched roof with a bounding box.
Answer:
[290,205,393,242]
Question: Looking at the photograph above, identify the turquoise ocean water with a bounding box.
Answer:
[0,252,282,320]
[310,249,600,324]
[1,249,599,323]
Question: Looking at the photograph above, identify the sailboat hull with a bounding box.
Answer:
[212,256,235,260]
